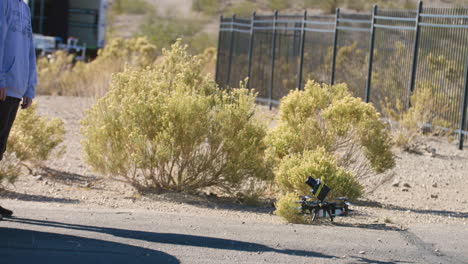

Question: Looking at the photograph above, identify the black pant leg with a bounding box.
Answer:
[0,97,21,160]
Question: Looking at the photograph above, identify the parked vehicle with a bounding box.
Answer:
[26,0,107,57]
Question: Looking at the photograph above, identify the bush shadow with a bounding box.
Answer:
[355,200,468,219]
[0,190,79,204]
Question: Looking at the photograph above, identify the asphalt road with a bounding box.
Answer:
[0,203,467,264]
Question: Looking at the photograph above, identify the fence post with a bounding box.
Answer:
[459,56,468,150]
[365,5,378,103]
[407,1,423,109]
[297,10,307,90]
[330,8,340,86]
[269,10,278,110]
[215,15,224,87]
[246,12,256,89]
[226,15,236,88]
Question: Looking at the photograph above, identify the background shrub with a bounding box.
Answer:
[81,41,272,193]
[37,37,156,97]
[382,83,452,152]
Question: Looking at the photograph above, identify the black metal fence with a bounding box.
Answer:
[215,1,468,150]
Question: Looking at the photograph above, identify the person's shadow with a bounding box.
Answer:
[0,226,180,264]
[3,217,335,260]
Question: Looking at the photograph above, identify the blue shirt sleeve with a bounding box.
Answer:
[25,31,37,99]
[0,0,8,88]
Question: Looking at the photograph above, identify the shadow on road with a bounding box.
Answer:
[350,256,414,264]
[0,227,179,264]
[6,217,334,259]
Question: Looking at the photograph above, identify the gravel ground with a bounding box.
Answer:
[1,96,467,230]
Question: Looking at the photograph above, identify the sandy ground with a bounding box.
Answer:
[1,96,467,230]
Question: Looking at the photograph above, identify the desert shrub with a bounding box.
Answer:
[267,80,395,177]
[81,41,272,193]
[112,0,153,14]
[7,104,65,167]
[36,51,74,95]
[37,37,156,97]
[275,192,309,224]
[269,80,393,223]
[276,149,363,199]
[192,0,220,15]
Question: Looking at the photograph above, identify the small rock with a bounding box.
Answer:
[402,188,409,192]
[432,183,438,188]
[431,194,438,199]
[44,180,48,185]
[403,183,411,188]
[377,238,382,243]
[359,251,366,255]
[392,180,400,187]
[242,222,245,225]
[34,175,43,181]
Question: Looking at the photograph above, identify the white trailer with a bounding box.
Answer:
[26,0,107,53]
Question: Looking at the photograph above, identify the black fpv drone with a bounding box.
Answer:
[295,176,351,222]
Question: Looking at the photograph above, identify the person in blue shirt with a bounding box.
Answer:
[0,0,37,218]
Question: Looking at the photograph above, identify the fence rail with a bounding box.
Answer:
[215,1,468,150]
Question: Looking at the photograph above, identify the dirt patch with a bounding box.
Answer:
[1,96,467,228]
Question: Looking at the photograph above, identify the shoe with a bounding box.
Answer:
[0,206,13,217]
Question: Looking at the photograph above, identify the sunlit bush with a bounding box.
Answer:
[275,192,309,224]
[81,41,272,193]
[267,80,395,177]
[269,80,393,223]
[275,148,363,199]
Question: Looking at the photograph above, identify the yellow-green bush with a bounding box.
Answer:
[276,148,363,199]
[7,104,65,166]
[275,192,309,224]
[81,41,272,193]
[270,80,393,223]
[267,80,394,176]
